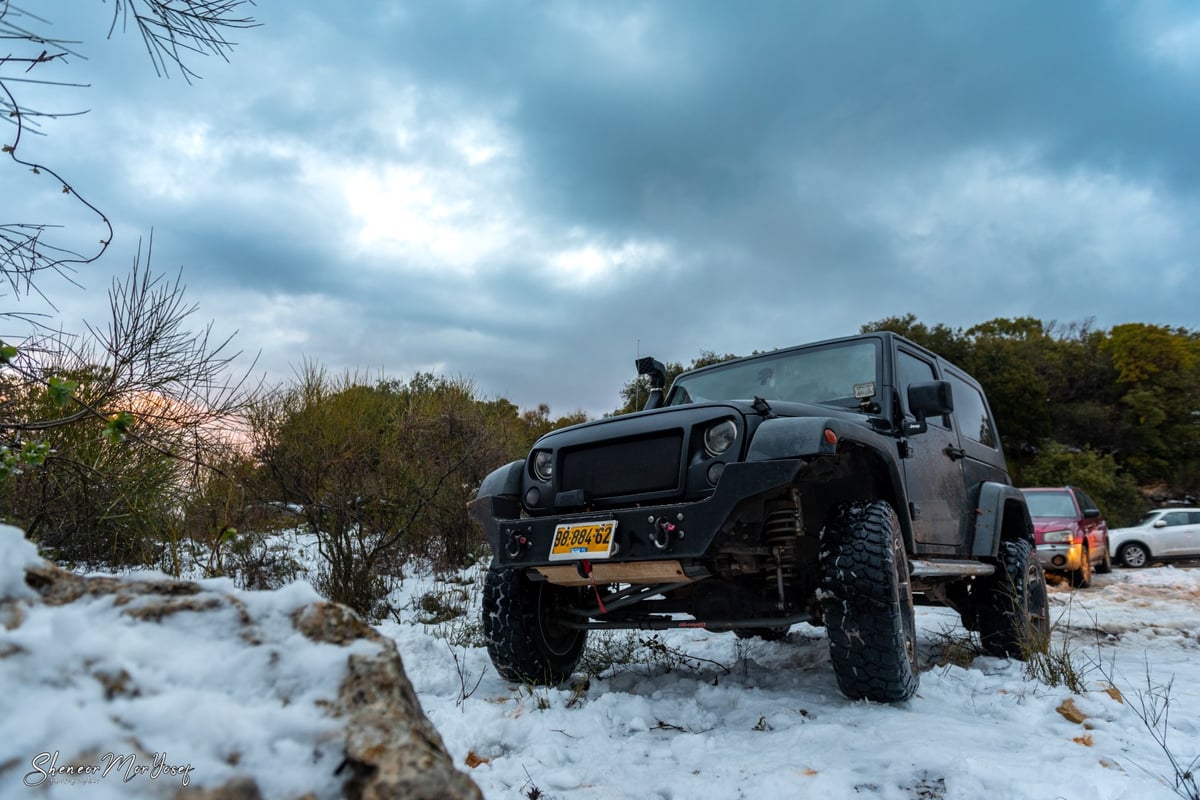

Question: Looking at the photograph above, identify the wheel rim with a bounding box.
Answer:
[1123,545,1147,568]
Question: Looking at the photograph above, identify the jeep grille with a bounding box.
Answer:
[559,431,683,499]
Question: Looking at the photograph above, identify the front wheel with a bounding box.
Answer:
[1096,543,1113,574]
[482,566,589,684]
[1069,544,1092,588]
[978,539,1050,658]
[819,500,918,703]
[1118,542,1150,568]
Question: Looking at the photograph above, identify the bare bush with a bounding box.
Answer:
[247,367,525,618]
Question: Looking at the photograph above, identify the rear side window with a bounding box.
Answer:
[946,373,997,448]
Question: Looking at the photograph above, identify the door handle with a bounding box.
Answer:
[944,445,966,461]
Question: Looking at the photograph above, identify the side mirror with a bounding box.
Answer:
[904,380,953,435]
[1083,508,1101,519]
[636,356,667,411]
[1153,520,1167,528]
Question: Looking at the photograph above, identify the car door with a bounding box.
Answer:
[1155,510,1194,556]
[895,348,967,552]
[1182,511,1200,557]
[1071,488,1107,559]
[942,368,1009,548]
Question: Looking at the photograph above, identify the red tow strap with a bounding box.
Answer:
[579,559,607,615]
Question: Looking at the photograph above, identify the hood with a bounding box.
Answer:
[533,398,872,446]
[1029,516,1077,543]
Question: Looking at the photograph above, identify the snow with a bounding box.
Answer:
[0,526,374,799]
[389,567,1200,800]
[3,521,1199,800]
[0,523,40,600]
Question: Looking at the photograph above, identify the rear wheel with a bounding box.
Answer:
[482,566,589,684]
[1118,542,1150,568]
[1069,544,1092,588]
[978,539,1049,658]
[819,500,918,703]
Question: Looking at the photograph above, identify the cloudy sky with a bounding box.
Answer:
[4,1,1199,416]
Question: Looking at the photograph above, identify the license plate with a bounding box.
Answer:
[548,520,618,561]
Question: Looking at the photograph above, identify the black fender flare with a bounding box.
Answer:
[745,416,914,548]
[476,459,524,498]
[744,416,842,461]
[971,482,1035,559]
[467,459,524,550]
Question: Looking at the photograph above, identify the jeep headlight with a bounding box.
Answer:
[531,450,553,482]
[703,419,738,457]
[1043,529,1073,544]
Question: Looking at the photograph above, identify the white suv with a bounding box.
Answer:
[1108,508,1200,568]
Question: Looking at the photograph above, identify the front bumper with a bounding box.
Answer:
[469,458,807,571]
[1037,542,1083,573]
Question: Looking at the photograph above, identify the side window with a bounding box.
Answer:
[896,350,947,428]
[1162,511,1189,527]
[1073,489,1098,515]
[946,373,997,448]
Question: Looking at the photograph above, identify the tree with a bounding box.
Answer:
[860,313,967,364]
[0,249,256,565]
[1013,443,1142,527]
[1102,324,1200,485]
[958,317,1056,453]
[1,3,259,560]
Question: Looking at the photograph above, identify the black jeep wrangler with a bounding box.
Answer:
[468,332,1048,702]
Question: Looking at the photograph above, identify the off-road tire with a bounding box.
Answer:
[1069,544,1092,588]
[978,538,1049,658]
[482,566,589,684]
[1118,542,1150,568]
[819,500,918,703]
[1096,543,1113,574]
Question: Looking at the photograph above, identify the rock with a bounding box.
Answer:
[1,526,481,800]
[296,603,482,800]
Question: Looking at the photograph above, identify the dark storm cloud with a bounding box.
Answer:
[6,1,1198,417]
[359,2,1200,219]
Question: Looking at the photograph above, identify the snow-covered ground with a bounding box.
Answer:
[391,563,1200,800]
[3,522,1199,800]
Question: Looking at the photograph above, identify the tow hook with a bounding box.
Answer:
[649,516,685,550]
[505,529,529,558]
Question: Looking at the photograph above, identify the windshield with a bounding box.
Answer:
[666,340,880,408]
[1023,490,1076,519]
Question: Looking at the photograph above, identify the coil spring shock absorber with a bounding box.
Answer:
[764,501,802,608]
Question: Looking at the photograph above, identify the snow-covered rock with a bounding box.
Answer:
[0,525,480,799]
